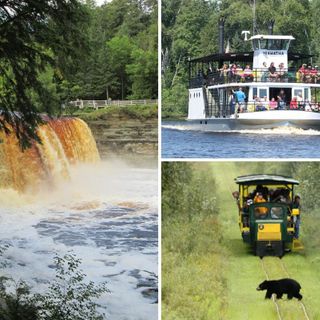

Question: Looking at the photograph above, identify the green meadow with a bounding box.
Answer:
[162,162,320,320]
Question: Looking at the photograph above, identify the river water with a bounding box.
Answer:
[162,121,320,158]
[0,160,158,320]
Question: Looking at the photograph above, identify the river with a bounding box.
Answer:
[162,122,320,158]
[0,160,158,320]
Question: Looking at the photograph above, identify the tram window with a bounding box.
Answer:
[270,207,283,219]
[304,88,309,100]
[254,206,268,219]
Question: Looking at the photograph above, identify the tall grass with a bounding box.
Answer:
[162,163,228,319]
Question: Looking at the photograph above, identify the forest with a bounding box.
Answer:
[162,0,320,117]
[162,162,320,319]
[0,0,157,147]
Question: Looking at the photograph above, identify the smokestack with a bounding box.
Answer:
[219,18,225,54]
[268,19,275,35]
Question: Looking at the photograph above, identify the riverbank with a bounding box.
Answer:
[76,104,158,160]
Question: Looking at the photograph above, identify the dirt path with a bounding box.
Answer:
[211,163,315,320]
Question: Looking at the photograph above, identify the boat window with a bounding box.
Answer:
[293,89,303,99]
[253,88,257,97]
[270,207,283,219]
[258,88,268,98]
[260,39,268,50]
[254,206,268,219]
[268,39,284,50]
[304,88,309,100]
[252,39,260,50]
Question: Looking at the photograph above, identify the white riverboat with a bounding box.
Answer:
[187,28,320,131]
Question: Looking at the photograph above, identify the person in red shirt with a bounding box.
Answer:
[304,65,312,83]
[290,97,298,110]
[298,64,307,82]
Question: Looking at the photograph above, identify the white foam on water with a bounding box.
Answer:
[237,127,320,135]
[162,123,320,135]
[0,159,158,320]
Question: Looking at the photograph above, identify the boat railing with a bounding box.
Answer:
[189,68,320,88]
[207,100,320,118]
[234,100,320,113]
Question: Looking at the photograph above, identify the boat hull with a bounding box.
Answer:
[183,111,320,131]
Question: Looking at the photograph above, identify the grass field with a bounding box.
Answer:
[162,162,320,320]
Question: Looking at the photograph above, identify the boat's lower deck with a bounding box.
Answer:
[185,110,320,131]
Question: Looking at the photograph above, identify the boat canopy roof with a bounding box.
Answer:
[235,174,299,185]
[249,35,295,41]
[189,51,312,64]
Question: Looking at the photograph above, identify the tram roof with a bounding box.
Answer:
[235,174,299,185]
[189,52,313,64]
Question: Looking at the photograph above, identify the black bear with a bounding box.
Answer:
[257,278,302,300]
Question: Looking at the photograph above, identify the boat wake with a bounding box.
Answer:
[162,124,320,135]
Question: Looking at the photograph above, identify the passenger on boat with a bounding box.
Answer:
[228,64,238,82]
[242,64,254,82]
[269,98,278,110]
[219,64,229,81]
[235,87,246,112]
[255,97,264,111]
[277,90,287,109]
[298,64,307,82]
[304,100,312,112]
[268,62,278,81]
[236,65,244,80]
[304,65,313,83]
[261,62,269,82]
[229,91,236,114]
[297,93,304,109]
[278,62,287,81]
[290,97,298,110]
[311,99,319,112]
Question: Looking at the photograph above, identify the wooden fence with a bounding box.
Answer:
[67,99,158,109]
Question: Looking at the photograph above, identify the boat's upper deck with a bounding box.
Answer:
[189,45,314,88]
[190,66,320,89]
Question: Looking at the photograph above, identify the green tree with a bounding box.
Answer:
[0,0,89,148]
[106,35,136,99]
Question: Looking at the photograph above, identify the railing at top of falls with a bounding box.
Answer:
[66,99,158,110]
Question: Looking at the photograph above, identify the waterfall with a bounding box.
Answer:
[0,117,99,192]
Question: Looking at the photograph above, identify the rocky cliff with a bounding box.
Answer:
[80,107,158,159]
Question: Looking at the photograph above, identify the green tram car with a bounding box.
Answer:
[234,175,302,258]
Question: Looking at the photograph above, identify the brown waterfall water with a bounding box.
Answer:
[0,117,100,192]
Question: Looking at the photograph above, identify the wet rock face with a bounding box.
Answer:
[84,113,157,159]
